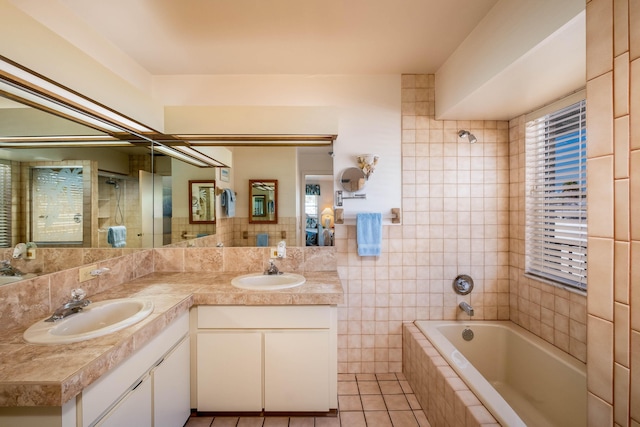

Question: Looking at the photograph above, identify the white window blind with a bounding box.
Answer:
[525,99,587,291]
[0,162,11,248]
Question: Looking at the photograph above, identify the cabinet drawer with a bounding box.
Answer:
[198,305,331,329]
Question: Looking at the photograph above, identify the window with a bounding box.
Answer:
[31,167,84,244]
[0,161,11,248]
[525,99,587,291]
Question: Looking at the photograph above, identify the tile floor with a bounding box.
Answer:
[184,373,430,427]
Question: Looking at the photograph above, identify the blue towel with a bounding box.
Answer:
[107,225,127,248]
[256,233,269,247]
[221,188,236,217]
[356,213,382,256]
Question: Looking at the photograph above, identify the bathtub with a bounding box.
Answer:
[412,321,586,427]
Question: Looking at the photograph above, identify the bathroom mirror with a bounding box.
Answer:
[189,180,216,224]
[340,167,366,192]
[249,179,277,224]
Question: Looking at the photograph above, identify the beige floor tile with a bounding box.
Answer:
[406,394,422,410]
[356,373,377,381]
[289,417,315,427]
[263,417,290,426]
[388,410,419,427]
[315,416,340,427]
[399,380,414,394]
[185,416,213,427]
[211,417,239,426]
[237,417,265,426]
[338,373,356,381]
[338,380,359,395]
[339,394,363,411]
[383,394,411,411]
[364,410,393,426]
[361,394,387,411]
[376,373,398,381]
[358,380,382,395]
[379,380,403,395]
[339,411,367,427]
[412,410,431,427]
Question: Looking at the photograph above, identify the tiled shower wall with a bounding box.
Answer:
[585,0,640,425]
[334,74,511,374]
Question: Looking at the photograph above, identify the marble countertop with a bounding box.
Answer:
[0,271,343,407]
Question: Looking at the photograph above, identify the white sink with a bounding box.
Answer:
[24,298,154,345]
[231,273,306,290]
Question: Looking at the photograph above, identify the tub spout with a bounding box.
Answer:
[459,301,474,316]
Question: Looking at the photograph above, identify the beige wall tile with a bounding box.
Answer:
[587,0,614,80]
[614,0,630,56]
[615,179,630,240]
[631,0,640,61]
[588,315,614,403]
[615,53,630,117]
[588,392,614,427]
[631,151,640,240]
[615,116,630,178]
[631,59,640,150]
[587,73,615,158]
[614,303,630,366]
[631,242,640,331]
[631,330,640,421]
[588,156,615,238]
[614,363,630,426]
[588,238,615,321]
[615,241,630,303]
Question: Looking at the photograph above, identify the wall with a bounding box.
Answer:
[333,74,511,373]
[585,0,640,425]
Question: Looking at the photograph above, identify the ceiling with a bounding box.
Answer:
[13,0,498,75]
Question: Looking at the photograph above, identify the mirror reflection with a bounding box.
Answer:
[249,180,277,224]
[340,167,366,192]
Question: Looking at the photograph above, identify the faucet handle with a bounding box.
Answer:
[71,288,86,301]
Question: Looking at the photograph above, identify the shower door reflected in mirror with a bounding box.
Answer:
[189,180,216,224]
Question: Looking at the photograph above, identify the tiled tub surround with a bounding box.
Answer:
[411,320,586,426]
[402,323,499,427]
[0,270,343,407]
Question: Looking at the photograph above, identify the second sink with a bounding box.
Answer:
[231,272,306,290]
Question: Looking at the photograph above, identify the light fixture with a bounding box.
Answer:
[151,144,211,168]
[356,154,379,179]
[0,55,155,135]
[458,130,478,144]
[172,146,230,167]
[321,207,334,228]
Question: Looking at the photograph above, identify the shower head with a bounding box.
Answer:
[458,130,478,144]
[105,178,120,189]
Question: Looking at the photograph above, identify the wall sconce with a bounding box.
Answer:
[357,154,379,179]
[321,207,334,228]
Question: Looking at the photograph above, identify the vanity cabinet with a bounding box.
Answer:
[196,305,337,413]
[0,312,190,427]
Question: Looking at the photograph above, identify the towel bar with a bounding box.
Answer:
[334,208,401,224]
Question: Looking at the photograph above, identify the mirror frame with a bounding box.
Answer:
[248,179,277,224]
[188,180,216,224]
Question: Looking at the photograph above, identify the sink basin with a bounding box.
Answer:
[231,273,306,290]
[24,298,154,345]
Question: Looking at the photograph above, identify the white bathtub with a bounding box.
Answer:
[414,320,586,427]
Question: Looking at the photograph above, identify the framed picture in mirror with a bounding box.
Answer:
[249,179,277,224]
[189,180,216,224]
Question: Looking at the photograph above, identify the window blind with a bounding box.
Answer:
[0,162,11,248]
[525,100,587,290]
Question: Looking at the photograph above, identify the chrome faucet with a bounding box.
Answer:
[459,301,474,316]
[0,260,22,277]
[264,260,282,276]
[45,288,91,322]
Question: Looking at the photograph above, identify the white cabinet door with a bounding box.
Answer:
[264,330,330,412]
[153,337,190,427]
[95,375,152,427]
[197,331,262,412]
